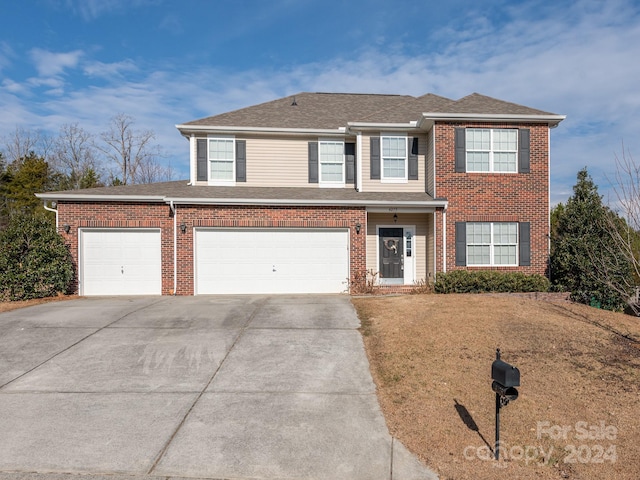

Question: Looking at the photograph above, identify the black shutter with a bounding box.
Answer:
[455,128,466,173]
[519,222,531,266]
[345,142,356,184]
[519,129,530,173]
[308,142,318,183]
[455,222,467,266]
[196,139,207,181]
[370,137,380,180]
[408,137,419,180]
[235,140,246,182]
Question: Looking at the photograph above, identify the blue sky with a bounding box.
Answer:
[2,0,639,205]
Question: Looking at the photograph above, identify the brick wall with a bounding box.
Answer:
[435,122,550,275]
[57,202,366,295]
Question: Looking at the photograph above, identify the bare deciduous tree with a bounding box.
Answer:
[599,147,640,313]
[135,158,174,184]
[2,126,52,164]
[51,123,101,189]
[97,113,167,185]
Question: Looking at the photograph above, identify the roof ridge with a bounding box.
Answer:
[313,92,405,97]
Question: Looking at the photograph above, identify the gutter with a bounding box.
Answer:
[418,112,566,128]
[163,197,449,209]
[35,193,166,202]
[176,124,348,136]
[42,201,58,228]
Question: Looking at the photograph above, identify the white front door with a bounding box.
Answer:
[195,228,349,294]
[80,229,162,295]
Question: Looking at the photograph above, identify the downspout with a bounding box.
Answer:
[43,201,58,229]
[442,208,447,273]
[170,200,177,296]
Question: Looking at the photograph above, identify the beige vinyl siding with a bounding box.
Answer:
[245,136,313,187]
[366,213,432,283]
[193,135,358,188]
[360,133,427,193]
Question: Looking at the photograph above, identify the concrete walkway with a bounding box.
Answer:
[0,295,437,480]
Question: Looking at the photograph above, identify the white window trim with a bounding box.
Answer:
[381,133,408,183]
[466,222,518,267]
[375,224,416,285]
[208,135,235,186]
[319,138,345,187]
[466,128,518,173]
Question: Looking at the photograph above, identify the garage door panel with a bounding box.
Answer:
[196,229,349,294]
[81,229,161,296]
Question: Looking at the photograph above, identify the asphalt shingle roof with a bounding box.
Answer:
[39,180,438,204]
[181,91,558,129]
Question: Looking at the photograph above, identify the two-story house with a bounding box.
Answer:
[37,92,565,296]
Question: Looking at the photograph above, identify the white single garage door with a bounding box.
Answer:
[195,228,349,294]
[80,229,162,296]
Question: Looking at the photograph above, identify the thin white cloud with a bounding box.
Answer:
[83,59,138,79]
[64,0,160,21]
[30,48,83,77]
[0,42,14,73]
[158,14,183,35]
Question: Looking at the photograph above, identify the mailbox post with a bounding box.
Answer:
[491,349,520,460]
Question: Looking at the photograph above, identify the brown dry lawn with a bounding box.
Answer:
[352,294,640,480]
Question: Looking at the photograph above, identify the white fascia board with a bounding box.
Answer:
[366,206,438,213]
[165,196,449,209]
[35,193,166,202]
[347,121,418,131]
[176,124,347,136]
[419,112,566,128]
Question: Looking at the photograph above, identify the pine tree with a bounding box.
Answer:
[550,168,632,311]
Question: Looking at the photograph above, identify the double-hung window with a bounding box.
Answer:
[319,140,345,184]
[466,222,518,266]
[208,137,235,183]
[381,135,407,181]
[466,128,517,172]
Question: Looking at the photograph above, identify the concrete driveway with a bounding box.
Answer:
[0,295,437,480]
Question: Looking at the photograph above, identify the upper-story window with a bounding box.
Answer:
[319,140,345,185]
[466,128,517,172]
[208,137,235,182]
[381,134,407,181]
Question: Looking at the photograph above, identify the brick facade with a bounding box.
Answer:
[435,122,550,275]
[57,202,366,295]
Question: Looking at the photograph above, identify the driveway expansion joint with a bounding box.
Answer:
[146,297,269,475]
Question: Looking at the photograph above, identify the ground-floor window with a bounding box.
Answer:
[466,222,518,266]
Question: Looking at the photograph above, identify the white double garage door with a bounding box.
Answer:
[80,228,349,295]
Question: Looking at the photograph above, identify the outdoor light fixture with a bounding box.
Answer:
[63,224,71,234]
[180,222,187,234]
[393,213,398,223]
[355,222,361,234]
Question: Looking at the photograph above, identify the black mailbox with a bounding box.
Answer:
[491,358,520,388]
[492,349,520,460]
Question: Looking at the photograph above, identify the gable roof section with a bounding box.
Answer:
[447,93,554,116]
[178,92,564,133]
